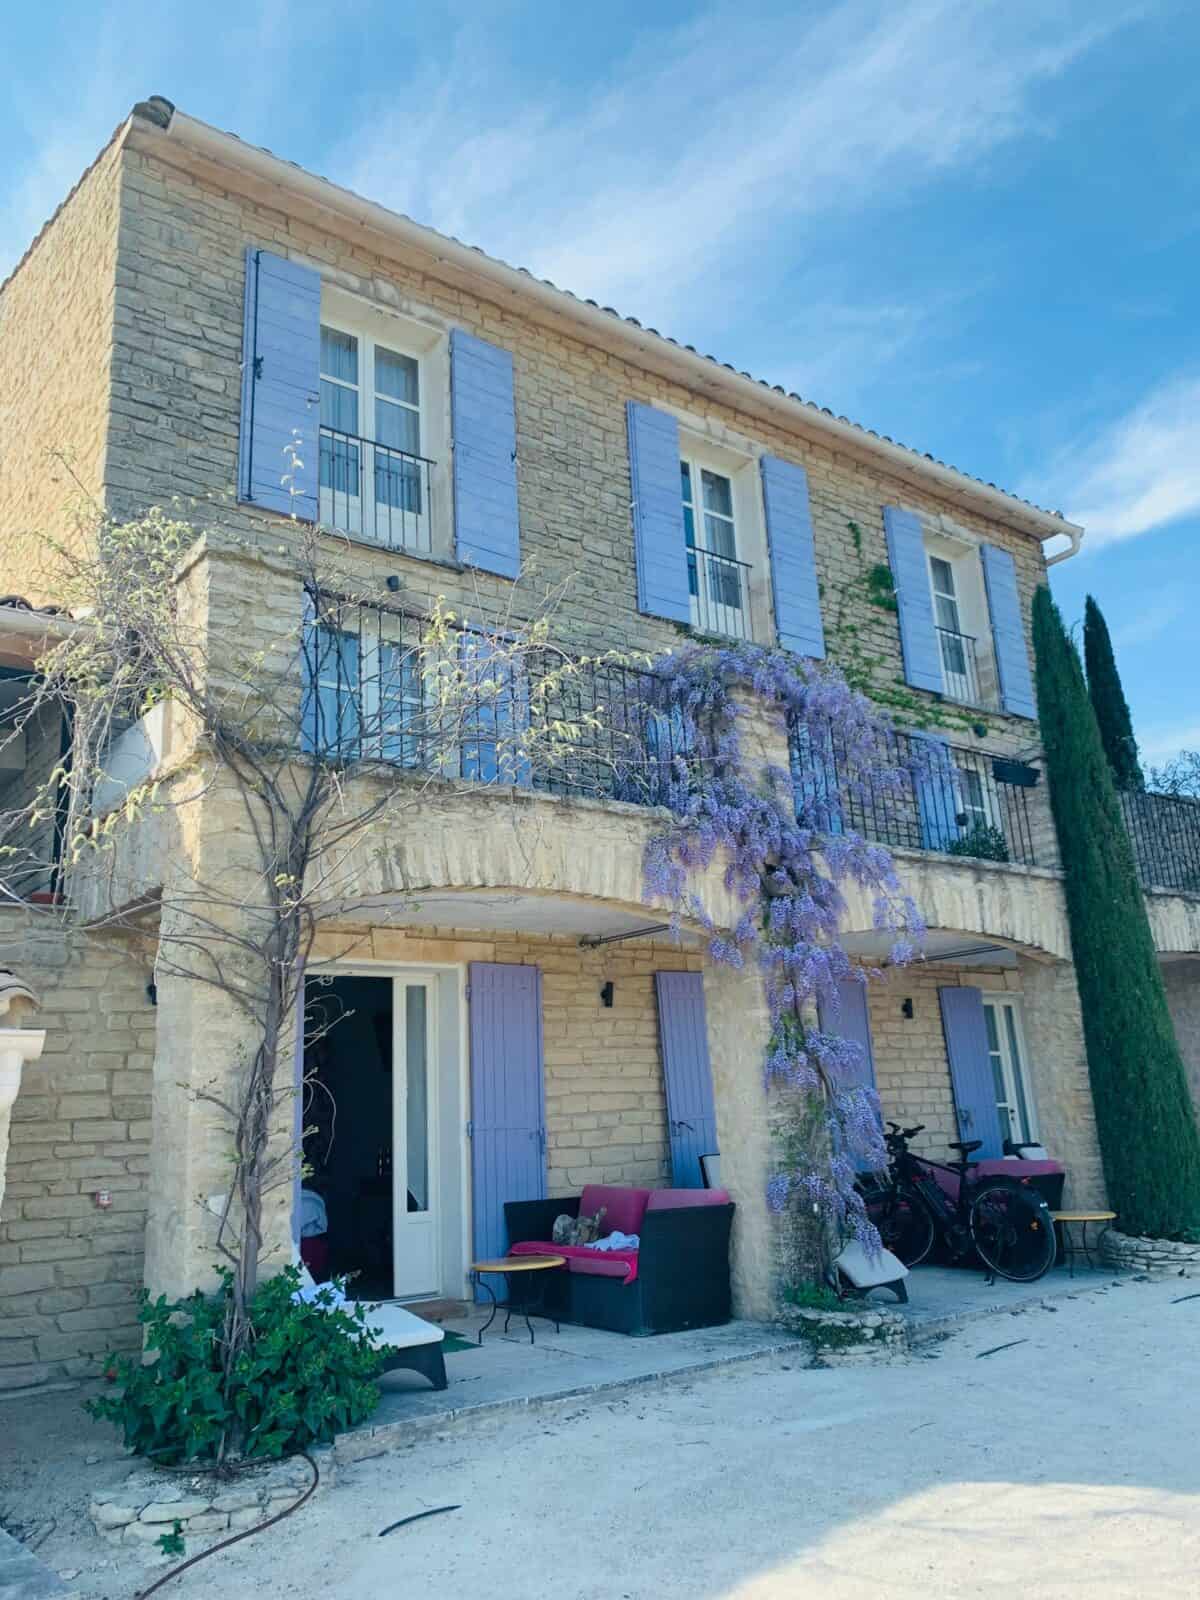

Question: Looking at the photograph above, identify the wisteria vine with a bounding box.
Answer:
[641,641,926,1268]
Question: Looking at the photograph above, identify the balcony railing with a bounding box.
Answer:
[300,594,698,807]
[318,426,435,555]
[1119,789,1200,895]
[687,545,754,641]
[790,718,1040,866]
[936,625,986,707]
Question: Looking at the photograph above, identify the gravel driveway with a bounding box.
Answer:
[4,1275,1198,1598]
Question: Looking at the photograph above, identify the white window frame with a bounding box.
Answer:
[317,287,451,562]
[981,992,1039,1146]
[679,452,748,640]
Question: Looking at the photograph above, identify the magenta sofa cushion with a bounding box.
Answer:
[645,1187,732,1210]
[579,1184,651,1236]
[509,1238,639,1284]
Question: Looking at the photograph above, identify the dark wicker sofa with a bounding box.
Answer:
[504,1183,735,1337]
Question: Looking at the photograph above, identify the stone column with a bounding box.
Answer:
[0,970,45,1219]
[704,959,775,1319]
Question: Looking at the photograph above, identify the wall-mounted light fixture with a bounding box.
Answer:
[385,575,402,593]
[600,981,614,1009]
[901,997,914,1020]
[146,981,158,1007]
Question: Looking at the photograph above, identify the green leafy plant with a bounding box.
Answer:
[782,1282,845,1312]
[946,822,1010,862]
[865,563,898,613]
[156,1522,186,1557]
[85,1268,384,1464]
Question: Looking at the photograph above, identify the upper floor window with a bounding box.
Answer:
[679,456,751,640]
[923,536,998,709]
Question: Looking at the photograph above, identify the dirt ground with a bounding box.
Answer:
[3,1274,1199,1599]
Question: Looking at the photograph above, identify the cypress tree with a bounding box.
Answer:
[1033,586,1200,1238]
[1084,594,1143,790]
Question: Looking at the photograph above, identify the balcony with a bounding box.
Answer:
[318,425,435,555]
[1119,790,1200,895]
[687,545,754,641]
[935,625,993,709]
[300,594,695,808]
[790,718,1040,867]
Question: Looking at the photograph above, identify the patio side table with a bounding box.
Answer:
[470,1255,566,1344]
[1050,1210,1117,1276]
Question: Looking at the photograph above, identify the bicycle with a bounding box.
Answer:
[860,1122,1057,1283]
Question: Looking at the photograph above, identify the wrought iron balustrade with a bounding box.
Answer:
[687,544,754,641]
[318,425,435,554]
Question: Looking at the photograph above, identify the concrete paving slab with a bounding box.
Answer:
[0,1528,69,1599]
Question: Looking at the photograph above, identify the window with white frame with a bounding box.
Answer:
[679,457,749,639]
[924,536,997,708]
[982,994,1038,1146]
[301,608,426,768]
[318,319,432,554]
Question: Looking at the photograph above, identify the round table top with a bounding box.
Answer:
[1050,1210,1117,1222]
[471,1255,565,1274]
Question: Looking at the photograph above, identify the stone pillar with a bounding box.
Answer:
[1018,954,1106,1209]
[0,970,44,1220]
[704,959,775,1319]
[1161,957,1200,1116]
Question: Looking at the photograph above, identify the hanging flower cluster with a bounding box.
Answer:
[642,641,925,1263]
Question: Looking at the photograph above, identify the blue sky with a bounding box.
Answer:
[3,1,1197,766]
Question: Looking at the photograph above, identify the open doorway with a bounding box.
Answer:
[301,969,462,1302]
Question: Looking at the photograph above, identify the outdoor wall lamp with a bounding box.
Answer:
[385,574,402,593]
[901,997,914,1019]
[600,981,615,1008]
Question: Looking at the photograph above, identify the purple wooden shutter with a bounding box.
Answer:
[817,978,880,1170]
[939,986,1004,1159]
[627,402,691,623]
[451,330,521,578]
[761,455,825,658]
[981,545,1037,719]
[883,505,943,693]
[655,972,718,1188]
[469,962,545,1298]
[238,247,321,519]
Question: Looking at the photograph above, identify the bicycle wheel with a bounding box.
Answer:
[865,1183,935,1267]
[969,1181,1056,1282]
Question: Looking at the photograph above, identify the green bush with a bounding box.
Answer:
[85,1268,384,1465]
[946,822,1009,862]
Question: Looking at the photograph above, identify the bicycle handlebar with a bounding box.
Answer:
[886,1121,925,1141]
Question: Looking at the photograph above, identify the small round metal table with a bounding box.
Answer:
[1050,1210,1117,1276]
[470,1255,566,1344]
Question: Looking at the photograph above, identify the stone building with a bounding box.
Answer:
[2,95,1199,1389]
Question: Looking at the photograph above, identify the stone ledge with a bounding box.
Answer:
[777,1303,909,1366]
[1100,1229,1200,1277]
[87,1449,334,1555]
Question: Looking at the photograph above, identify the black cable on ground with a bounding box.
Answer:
[378,1504,460,1537]
[134,1450,319,1599]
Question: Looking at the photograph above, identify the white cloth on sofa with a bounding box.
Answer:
[590,1230,640,1252]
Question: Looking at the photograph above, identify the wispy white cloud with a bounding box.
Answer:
[1138,720,1200,765]
[331,0,1125,340]
[1029,374,1200,546]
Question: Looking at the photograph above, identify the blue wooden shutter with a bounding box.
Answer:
[939,986,1004,1159]
[761,456,825,658]
[655,971,719,1188]
[817,978,880,1170]
[883,506,943,693]
[451,330,520,578]
[981,545,1037,719]
[238,248,321,520]
[627,402,691,623]
[911,731,960,850]
[469,962,545,1298]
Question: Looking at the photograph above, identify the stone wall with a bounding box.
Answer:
[0,135,122,600]
[1161,958,1200,1113]
[0,911,155,1389]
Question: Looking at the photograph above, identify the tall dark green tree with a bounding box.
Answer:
[1084,595,1143,790]
[1033,587,1200,1238]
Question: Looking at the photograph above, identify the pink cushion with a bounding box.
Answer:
[645,1187,731,1210]
[579,1185,651,1236]
[509,1239,639,1284]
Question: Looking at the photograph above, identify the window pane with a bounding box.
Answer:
[984,1005,1000,1051]
[930,556,955,596]
[1005,1007,1034,1139]
[934,593,961,634]
[405,986,429,1213]
[320,377,359,434]
[680,461,693,505]
[375,396,421,455]
[376,346,419,406]
[960,770,986,818]
[700,469,733,518]
[319,431,360,494]
[320,326,358,384]
[704,512,737,561]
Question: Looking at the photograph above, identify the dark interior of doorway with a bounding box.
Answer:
[302,974,395,1298]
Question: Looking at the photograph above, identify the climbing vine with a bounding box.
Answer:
[642,642,925,1287]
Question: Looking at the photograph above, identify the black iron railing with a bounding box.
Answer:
[300,594,697,806]
[790,718,1039,866]
[318,425,435,554]
[687,545,754,641]
[1119,790,1200,895]
[935,625,988,707]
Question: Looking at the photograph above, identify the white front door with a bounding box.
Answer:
[393,977,440,1298]
[983,996,1038,1147]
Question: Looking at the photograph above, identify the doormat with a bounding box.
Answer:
[440,1331,478,1355]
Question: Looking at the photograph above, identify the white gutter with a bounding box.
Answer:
[150,105,1084,553]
